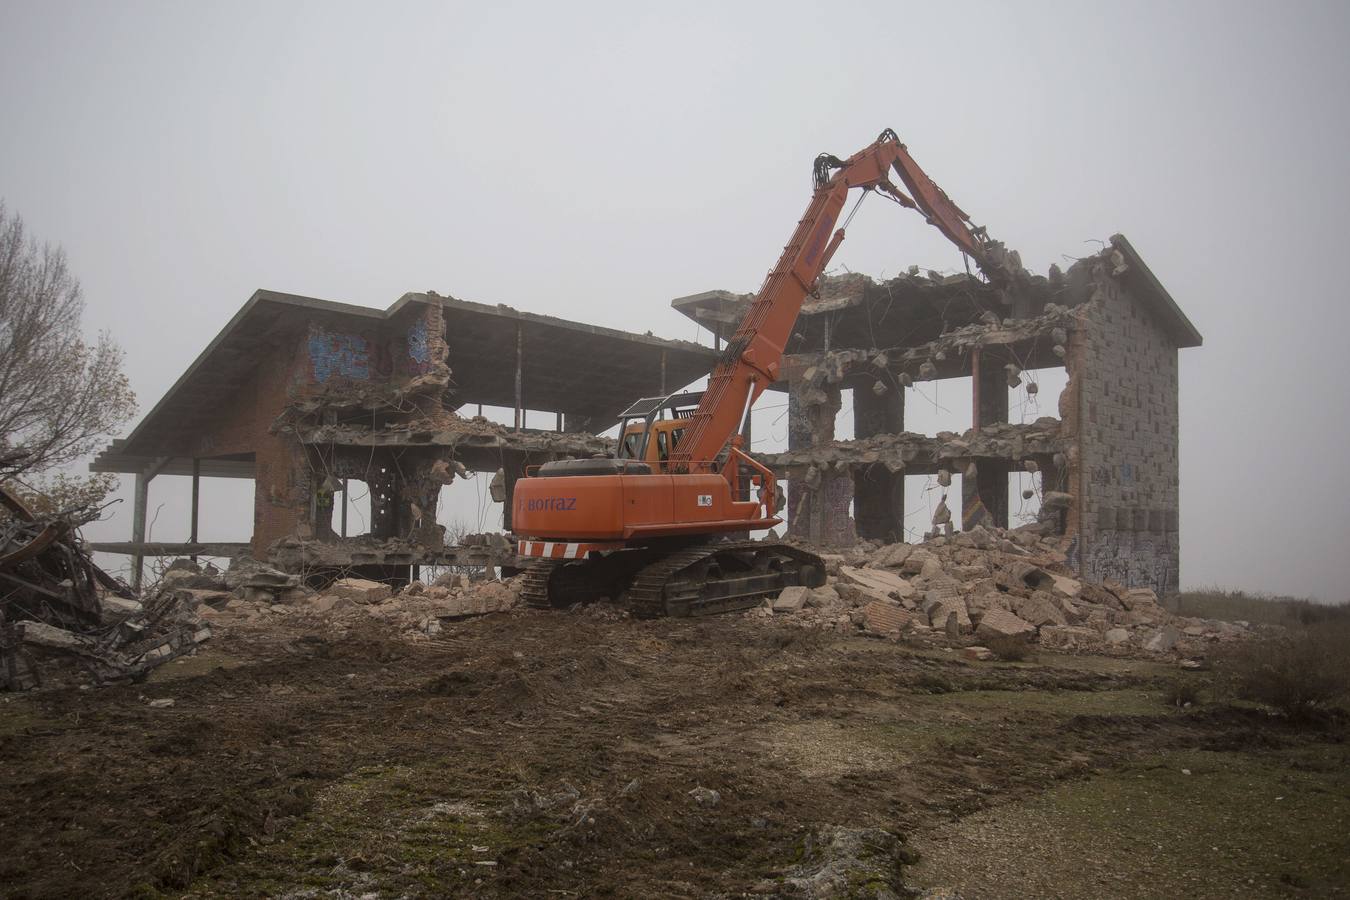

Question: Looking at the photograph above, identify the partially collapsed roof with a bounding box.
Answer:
[92,289,717,476]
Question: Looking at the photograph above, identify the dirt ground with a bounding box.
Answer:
[1,606,1346,899]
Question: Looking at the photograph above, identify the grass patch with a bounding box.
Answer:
[911,745,1350,898]
[1165,588,1349,627]
[181,761,550,897]
[1213,623,1350,719]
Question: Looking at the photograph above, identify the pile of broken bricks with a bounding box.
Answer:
[753,524,1260,658]
[179,557,524,640]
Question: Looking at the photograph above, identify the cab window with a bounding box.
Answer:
[622,431,642,458]
[657,430,670,461]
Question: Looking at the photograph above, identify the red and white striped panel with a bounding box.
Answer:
[517,540,625,560]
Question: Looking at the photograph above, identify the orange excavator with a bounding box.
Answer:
[512,128,1014,616]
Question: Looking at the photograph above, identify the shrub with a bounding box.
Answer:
[1213,623,1350,719]
[1165,588,1350,628]
[1162,678,1202,708]
[985,634,1035,662]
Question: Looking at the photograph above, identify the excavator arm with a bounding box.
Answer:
[670,128,1010,470]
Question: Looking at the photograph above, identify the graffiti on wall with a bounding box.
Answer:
[406,318,431,374]
[308,328,371,383]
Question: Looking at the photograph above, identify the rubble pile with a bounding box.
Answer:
[0,486,210,690]
[754,524,1254,656]
[182,559,524,639]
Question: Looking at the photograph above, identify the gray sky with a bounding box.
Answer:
[3,0,1348,601]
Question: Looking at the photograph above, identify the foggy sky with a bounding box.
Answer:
[2,1,1347,600]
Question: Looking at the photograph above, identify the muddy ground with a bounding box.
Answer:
[0,607,1346,899]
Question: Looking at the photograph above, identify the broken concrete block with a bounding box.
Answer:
[1011,592,1067,628]
[489,468,506,503]
[923,599,970,632]
[1038,625,1101,650]
[1049,574,1082,600]
[1143,626,1182,653]
[868,542,914,570]
[839,566,915,602]
[18,621,93,652]
[861,601,914,636]
[962,646,995,661]
[807,585,839,608]
[773,586,811,614]
[1103,627,1131,645]
[99,596,144,623]
[308,594,355,613]
[329,578,392,605]
[975,608,1035,641]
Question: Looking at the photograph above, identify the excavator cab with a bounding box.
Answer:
[615,391,704,468]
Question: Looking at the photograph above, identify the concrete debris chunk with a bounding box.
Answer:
[1011,592,1067,628]
[1104,627,1131,645]
[1038,625,1101,650]
[329,577,393,605]
[861,601,914,636]
[772,586,811,614]
[1143,626,1183,653]
[838,566,915,602]
[975,608,1036,640]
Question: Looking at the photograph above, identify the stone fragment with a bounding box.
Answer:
[18,621,92,652]
[773,586,811,614]
[922,590,970,631]
[838,566,915,601]
[1104,627,1131,645]
[148,698,175,709]
[861,601,914,636]
[868,542,914,569]
[808,585,840,608]
[962,646,996,661]
[1038,625,1101,650]
[1049,574,1082,600]
[1143,626,1182,653]
[329,577,393,605]
[688,786,721,807]
[1011,592,1067,628]
[975,608,1036,640]
[308,594,356,613]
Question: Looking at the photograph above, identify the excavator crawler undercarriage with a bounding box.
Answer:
[519,541,826,618]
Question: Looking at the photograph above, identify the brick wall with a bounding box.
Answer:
[1074,261,1182,594]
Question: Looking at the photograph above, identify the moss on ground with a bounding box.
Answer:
[181,761,553,897]
[911,744,1350,898]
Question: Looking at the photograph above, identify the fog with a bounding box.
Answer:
[2,0,1347,600]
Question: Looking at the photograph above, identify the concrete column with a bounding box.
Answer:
[189,458,200,563]
[131,472,148,594]
[501,461,521,531]
[513,323,523,432]
[964,349,1010,530]
[785,380,852,545]
[851,377,904,541]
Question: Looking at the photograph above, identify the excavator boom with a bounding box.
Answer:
[671,128,1007,468]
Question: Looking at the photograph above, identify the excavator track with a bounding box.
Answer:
[623,541,825,619]
[519,541,824,617]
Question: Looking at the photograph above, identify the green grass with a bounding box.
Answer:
[1165,588,1349,627]
[182,761,552,897]
[911,745,1350,898]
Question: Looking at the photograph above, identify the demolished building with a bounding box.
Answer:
[90,290,716,588]
[89,234,1197,599]
[674,235,1200,595]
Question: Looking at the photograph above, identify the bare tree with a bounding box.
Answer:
[0,201,135,505]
